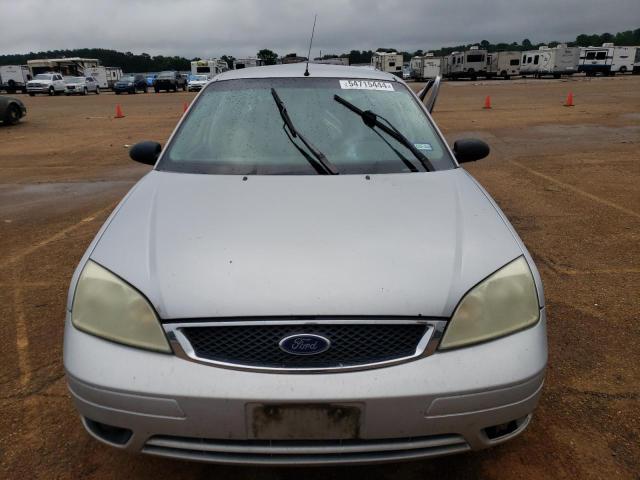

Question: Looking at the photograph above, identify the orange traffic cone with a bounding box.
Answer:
[114,104,125,118]
[183,101,189,113]
[564,92,574,107]
[483,95,492,109]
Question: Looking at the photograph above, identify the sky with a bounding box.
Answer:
[1,0,638,58]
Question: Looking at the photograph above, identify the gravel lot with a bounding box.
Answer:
[1,75,639,479]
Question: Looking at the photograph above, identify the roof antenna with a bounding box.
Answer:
[304,14,317,77]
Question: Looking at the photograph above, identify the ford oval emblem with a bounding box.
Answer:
[279,334,331,356]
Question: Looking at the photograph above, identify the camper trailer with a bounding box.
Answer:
[233,58,264,69]
[0,65,31,93]
[443,46,488,80]
[579,44,636,76]
[190,59,228,79]
[84,66,109,89]
[27,57,101,77]
[410,53,442,80]
[104,67,123,87]
[634,48,640,74]
[371,51,404,77]
[486,51,521,79]
[521,45,579,78]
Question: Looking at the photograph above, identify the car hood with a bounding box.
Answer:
[66,82,84,87]
[88,169,525,319]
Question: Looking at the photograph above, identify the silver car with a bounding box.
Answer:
[64,76,100,95]
[64,64,547,466]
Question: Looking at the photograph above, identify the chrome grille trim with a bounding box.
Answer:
[164,319,446,373]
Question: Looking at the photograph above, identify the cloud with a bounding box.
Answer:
[1,0,638,58]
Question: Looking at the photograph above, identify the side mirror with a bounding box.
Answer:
[129,141,161,165]
[453,138,490,163]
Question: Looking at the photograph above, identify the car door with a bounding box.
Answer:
[87,77,97,92]
[54,74,66,91]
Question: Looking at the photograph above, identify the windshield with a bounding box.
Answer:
[191,75,208,81]
[157,72,175,79]
[70,77,85,83]
[160,78,454,175]
[34,74,53,80]
[120,76,135,82]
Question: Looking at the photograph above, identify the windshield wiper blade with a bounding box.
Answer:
[334,94,434,172]
[271,88,339,175]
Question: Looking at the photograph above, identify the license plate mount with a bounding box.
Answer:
[247,403,363,440]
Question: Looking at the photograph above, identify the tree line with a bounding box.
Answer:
[1,28,638,72]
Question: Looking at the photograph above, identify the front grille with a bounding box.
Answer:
[179,323,428,369]
[143,434,470,465]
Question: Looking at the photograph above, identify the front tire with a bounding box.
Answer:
[82,87,88,95]
[95,87,100,94]
[4,104,21,125]
[48,87,55,96]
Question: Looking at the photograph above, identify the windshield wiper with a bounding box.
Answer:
[334,94,434,172]
[271,88,339,175]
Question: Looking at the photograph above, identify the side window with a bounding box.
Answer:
[510,59,520,66]
[389,62,395,67]
[534,55,539,65]
[586,51,596,60]
[527,56,532,64]
[595,51,606,60]
[522,55,526,63]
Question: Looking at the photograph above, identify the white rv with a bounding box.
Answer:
[0,65,31,93]
[84,66,109,89]
[634,48,640,74]
[105,67,123,87]
[579,44,636,76]
[371,51,404,77]
[27,57,101,77]
[486,51,521,79]
[521,45,579,78]
[410,53,442,80]
[443,46,488,80]
[191,59,228,78]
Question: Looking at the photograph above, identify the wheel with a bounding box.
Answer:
[48,87,55,96]
[619,66,627,74]
[155,88,160,93]
[553,73,561,79]
[143,87,148,93]
[4,104,21,125]
[29,93,35,97]
[82,87,88,95]
[182,84,186,91]
[95,87,100,94]
[173,85,177,92]
[115,91,121,95]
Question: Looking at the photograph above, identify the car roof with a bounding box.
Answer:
[215,63,401,82]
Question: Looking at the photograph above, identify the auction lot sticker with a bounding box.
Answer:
[339,80,395,91]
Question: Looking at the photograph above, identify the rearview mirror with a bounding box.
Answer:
[129,141,161,165]
[453,138,490,163]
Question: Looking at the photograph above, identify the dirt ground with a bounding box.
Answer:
[0,75,638,479]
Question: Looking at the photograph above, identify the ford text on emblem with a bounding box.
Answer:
[279,334,331,356]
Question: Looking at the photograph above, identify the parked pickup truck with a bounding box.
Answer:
[154,71,187,92]
[26,72,67,96]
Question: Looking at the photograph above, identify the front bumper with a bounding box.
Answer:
[64,310,547,465]
[26,86,50,93]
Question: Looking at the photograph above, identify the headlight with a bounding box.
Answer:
[439,257,540,350]
[71,260,171,352]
